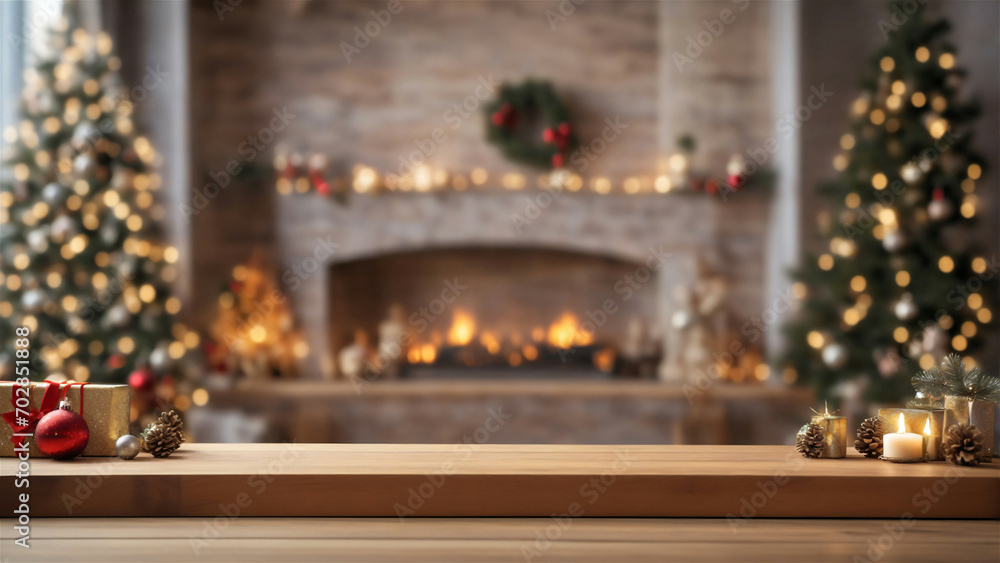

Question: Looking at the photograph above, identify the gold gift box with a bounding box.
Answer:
[943,397,995,462]
[0,382,129,457]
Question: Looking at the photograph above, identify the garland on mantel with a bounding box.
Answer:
[273,137,773,199]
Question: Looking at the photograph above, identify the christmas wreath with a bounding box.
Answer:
[485,80,576,169]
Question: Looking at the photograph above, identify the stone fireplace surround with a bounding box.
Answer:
[276,189,768,380]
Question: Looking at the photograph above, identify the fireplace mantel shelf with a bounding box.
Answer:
[4,444,997,519]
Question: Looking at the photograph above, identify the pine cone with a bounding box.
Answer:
[854,416,884,458]
[156,410,185,439]
[943,423,983,466]
[796,422,825,459]
[140,410,184,458]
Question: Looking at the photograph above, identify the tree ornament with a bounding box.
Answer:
[796,422,825,458]
[822,343,849,369]
[140,410,184,458]
[900,162,922,184]
[73,153,96,175]
[149,341,173,372]
[103,303,131,328]
[116,434,141,459]
[855,416,884,458]
[26,228,50,253]
[22,289,46,314]
[942,423,983,466]
[50,214,76,242]
[893,293,919,321]
[36,400,90,460]
[882,230,907,253]
[42,182,66,205]
[927,188,953,221]
[128,366,158,393]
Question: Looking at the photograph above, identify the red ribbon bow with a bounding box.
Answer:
[3,380,88,450]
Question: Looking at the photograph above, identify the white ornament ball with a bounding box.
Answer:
[27,228,50,253]
[116,435,141,459]
[104,304,131,328]
[51,215,75,242]
[149,341,173,372]
[74,153,96,175]
[894,293,919,321]
[883,230,907,253]
[42,182,65,204]
[22,289,45,313]
[928,198,953,221]
[822,343,849,369]
[900,162,922,184]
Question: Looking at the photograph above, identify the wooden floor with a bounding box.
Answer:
[1,517,997,562]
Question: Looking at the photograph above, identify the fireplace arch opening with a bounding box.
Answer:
[329,246,664,380]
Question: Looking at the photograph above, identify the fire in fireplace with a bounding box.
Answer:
[328,247,662,379]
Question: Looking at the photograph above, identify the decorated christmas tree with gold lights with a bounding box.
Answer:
[0,10,191,384]
[206,252,308,379]
[782,2,993,402]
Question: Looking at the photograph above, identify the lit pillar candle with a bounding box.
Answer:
[883,413,923,460]
[923,418,941,461]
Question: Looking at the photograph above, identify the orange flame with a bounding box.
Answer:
[447,310,476,346]
[547,313,593,348]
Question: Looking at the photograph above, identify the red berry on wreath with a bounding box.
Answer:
[705,179,719,196]
[727,174,744,189]
[932,188,944,201]
[491,112,505,127]
[552,154,564,168]
[542,128,555,143]
[36,400,90,460]
[558,123,570,136]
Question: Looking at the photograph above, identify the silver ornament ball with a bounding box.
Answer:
[822,343,849,369]
[883,230,907,253]
[894,293,919,321]
[928,198,953,221]
[116,435,141,459]
[900,162,922,184]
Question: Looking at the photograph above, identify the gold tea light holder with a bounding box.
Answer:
[810,403,846,459]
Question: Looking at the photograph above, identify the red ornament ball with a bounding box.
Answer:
[491,112,505,127]
[542,128,555,143]
[551,153,564,168]
[705,179,719,196]
[129,367,158,393]
[558,122,570,136]
[36,402,90,460]
[727,174,744,189]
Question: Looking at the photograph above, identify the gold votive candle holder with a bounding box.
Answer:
[810,413,846,458]
[877,408,945,437]
[943,397,995,462]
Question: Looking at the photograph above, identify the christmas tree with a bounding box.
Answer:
[0,11,191,384]
[782,3,993,403]
[206,252,308,379]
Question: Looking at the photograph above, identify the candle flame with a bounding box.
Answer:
[924,418,931,435]
[897,413,906,434]
[824,400,830,417]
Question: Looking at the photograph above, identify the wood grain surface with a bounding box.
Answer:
[1,445,997,518]
[1,517,997,562]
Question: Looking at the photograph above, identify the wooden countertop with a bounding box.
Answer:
[2,517,998,562]
[3,444,997,518]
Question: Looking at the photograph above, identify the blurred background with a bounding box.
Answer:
[1,0,997,446]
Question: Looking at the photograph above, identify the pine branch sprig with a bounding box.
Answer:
[912,354,1000,403]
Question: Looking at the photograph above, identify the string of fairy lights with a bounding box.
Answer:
[271,151,754,197]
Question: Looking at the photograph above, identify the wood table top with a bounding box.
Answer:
[2,445,997,518]
[1,517,998,562]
